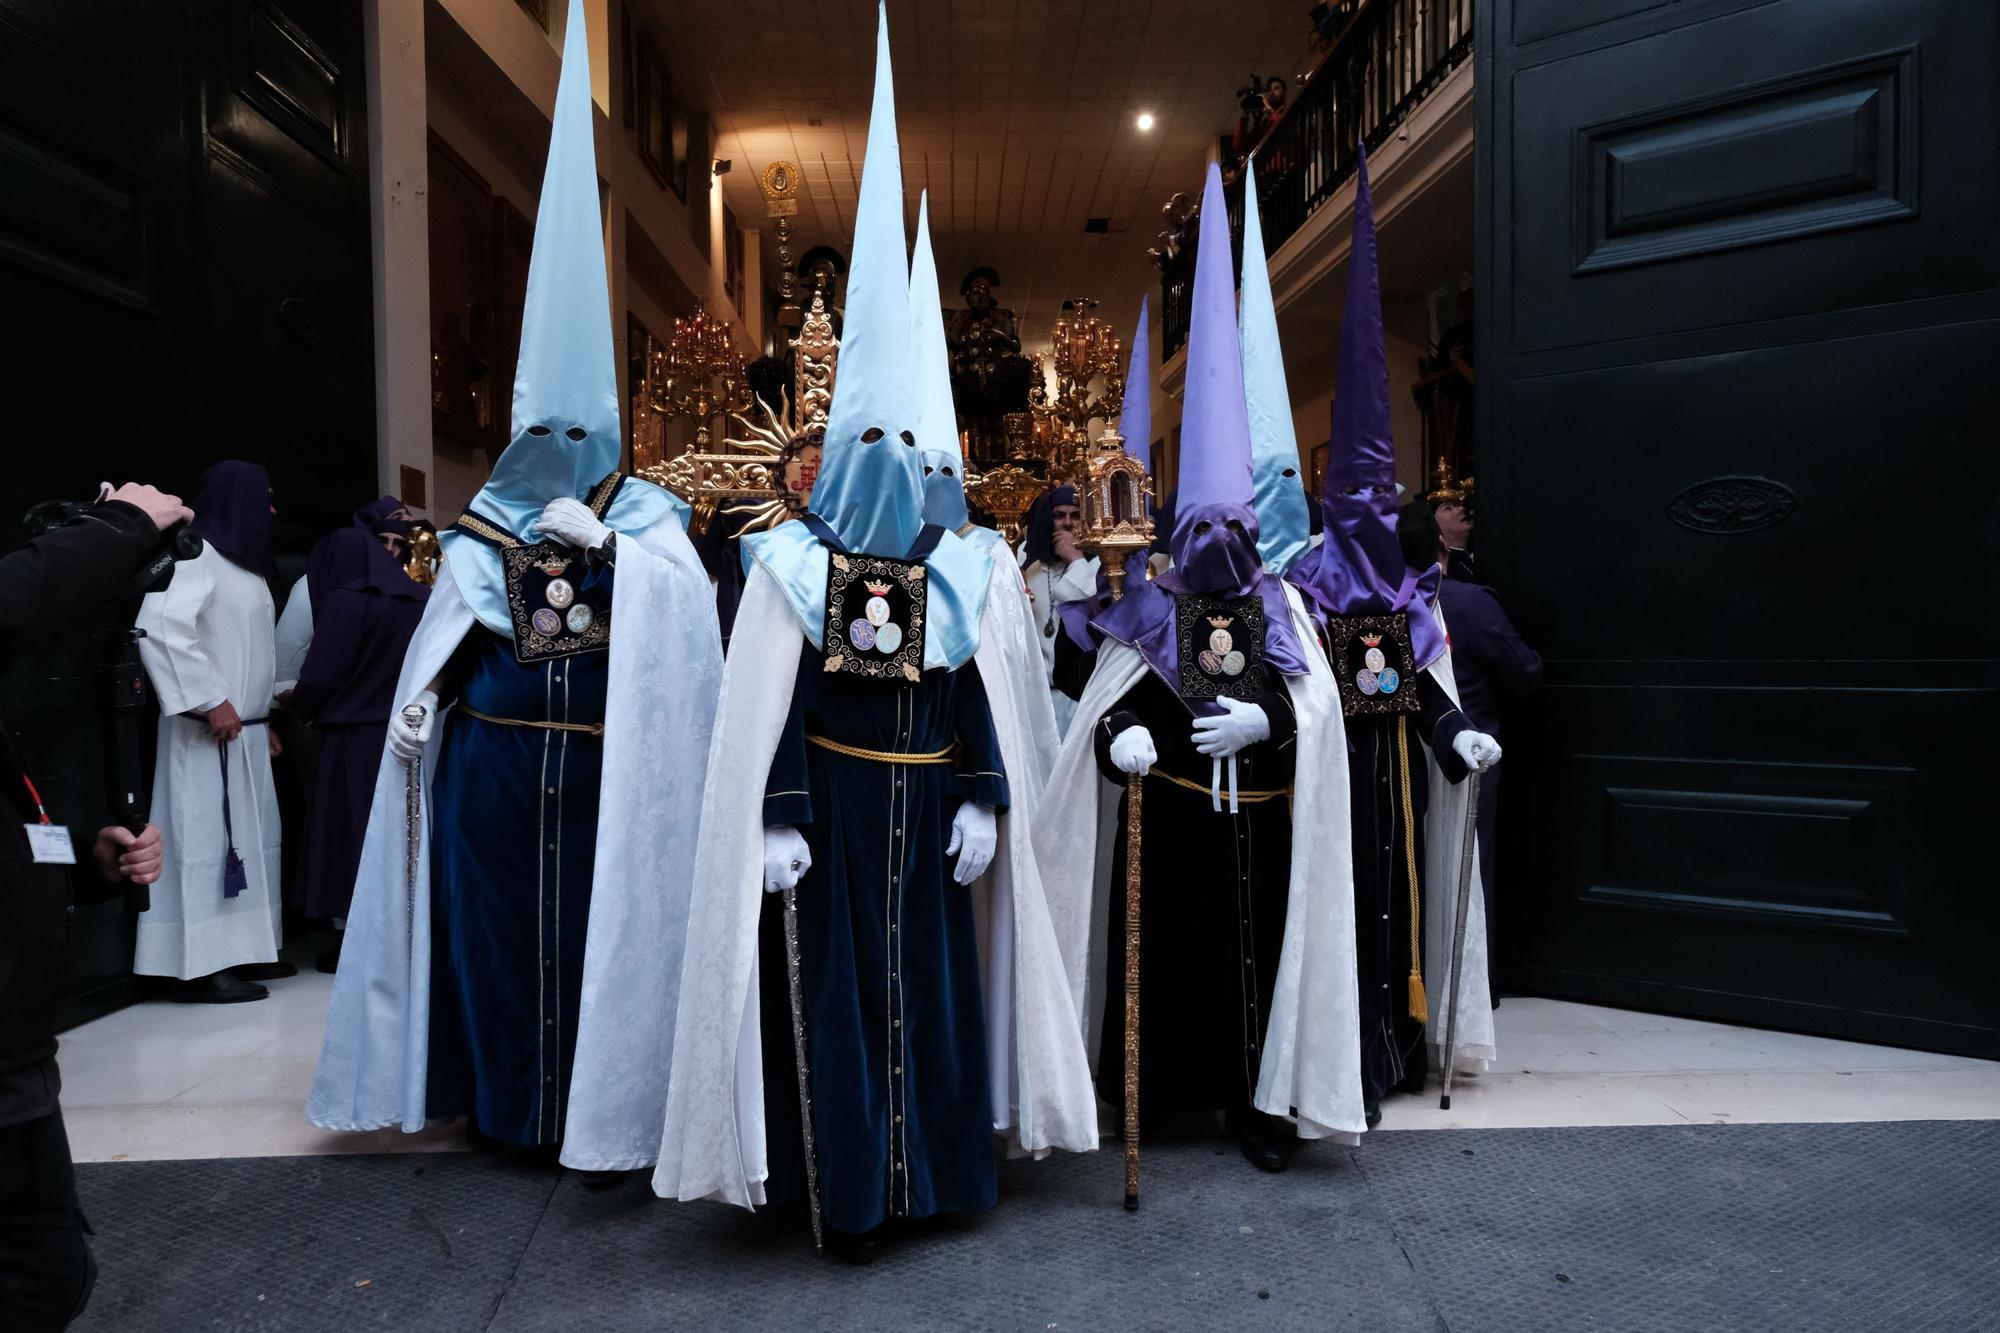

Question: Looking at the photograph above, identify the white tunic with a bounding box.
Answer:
[133,547,283,979]
[1021,555,1100,736]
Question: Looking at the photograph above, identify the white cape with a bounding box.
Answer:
[307,516,722,1170]
[1419,602,1495,1074]
[970,532,1061,809]
[1031,582,1366,1141]
[651,557,1099,1210]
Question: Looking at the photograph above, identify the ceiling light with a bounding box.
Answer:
[1136,112,1155,131]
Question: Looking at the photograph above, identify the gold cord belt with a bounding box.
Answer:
[1149,770,1293,806]
[805,735,955,765]
[458,705,606,737]
[1396,716,1427,1025]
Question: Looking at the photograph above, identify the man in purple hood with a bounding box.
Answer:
[1288,147,1503,1124]
[1034,164,1369,1169]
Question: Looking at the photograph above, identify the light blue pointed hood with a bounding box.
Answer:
[801,3,922,557]
[1240,159,1312,575]
[1118,295,1152,475]
[742,4,988,669]
[441,0,682,634]
[912,192,970,533]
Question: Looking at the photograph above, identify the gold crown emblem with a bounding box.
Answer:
[865,580,892,597]
[1206,615,1234,629]
[1360,633,1382,648]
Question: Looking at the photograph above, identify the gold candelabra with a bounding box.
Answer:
[648,304,753,447]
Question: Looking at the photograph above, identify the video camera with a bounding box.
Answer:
[22,496,204,597]
[1237,75,1266,115]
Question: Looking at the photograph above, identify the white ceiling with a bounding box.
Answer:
[643,0,1309,350]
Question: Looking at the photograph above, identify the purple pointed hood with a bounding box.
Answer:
[1095,163,1307,690]
[187,461,274,575]
[1288,144,1446,669]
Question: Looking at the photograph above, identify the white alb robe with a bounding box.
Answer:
[133,546,282,979]
[1022,555,1100,736]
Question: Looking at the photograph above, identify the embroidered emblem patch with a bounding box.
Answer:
[502,541,612,664]
[1325,612,1420,719]
[822,552,927,683]
[1175,594,1266,702]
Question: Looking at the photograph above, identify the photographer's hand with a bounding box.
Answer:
[103,483,193,534]
[95,823,164,886]
[206,700,243,744]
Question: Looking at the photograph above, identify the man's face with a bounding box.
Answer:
[1052,503,1080,536]
[1436,501,1472,549]
[379,533,407,560]
[965,279,993,312]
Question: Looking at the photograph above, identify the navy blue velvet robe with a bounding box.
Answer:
[425,605,610,1148]
[757,639,1008,1235]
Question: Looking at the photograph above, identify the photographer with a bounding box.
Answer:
[1,483,184,1331]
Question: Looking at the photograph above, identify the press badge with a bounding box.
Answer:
[25,824,76,865]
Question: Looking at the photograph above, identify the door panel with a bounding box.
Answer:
[1478,0,2000,1054]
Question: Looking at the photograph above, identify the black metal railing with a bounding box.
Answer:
[1159,0,1474,361]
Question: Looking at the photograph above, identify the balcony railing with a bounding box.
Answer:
[1159,0,1474,361]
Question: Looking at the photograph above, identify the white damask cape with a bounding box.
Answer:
[650,555,1099,1210]
[306,516,722,1171]
[1031,580,1367,1141]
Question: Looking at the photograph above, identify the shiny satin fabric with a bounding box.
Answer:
[1285,143,1445,670]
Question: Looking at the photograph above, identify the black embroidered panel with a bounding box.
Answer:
[1174,593,1266,702]
[1324,611,1419,719]
[822,551,927,683]
[502,542,611,663]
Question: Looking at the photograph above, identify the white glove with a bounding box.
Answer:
[1191,696,1270,758]
[762,826,812,894]
[1108,725,1157,775]
[389,690,438,765]
[1453,729,1503,772]
[538,497,611,551]
[946,802,997,886]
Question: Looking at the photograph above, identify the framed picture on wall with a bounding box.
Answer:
[427,134,497,449]
[1308,440,1330,494]
[635,29,689,201]
[723,203,744,309]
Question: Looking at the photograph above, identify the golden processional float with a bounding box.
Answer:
[628,161,1154,577]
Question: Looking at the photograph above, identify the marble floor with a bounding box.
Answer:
[56,962,2000,1163]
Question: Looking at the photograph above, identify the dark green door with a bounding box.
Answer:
[1476,0,1999,1054]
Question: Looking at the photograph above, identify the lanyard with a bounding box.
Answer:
[19,773,50,826]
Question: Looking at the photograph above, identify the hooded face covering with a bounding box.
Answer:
[909,191,971,533]
[1093,164,1308,691]
[188,461,274,575]
[1239,160,1312,575]
[1288,144,1446,670]
[436,0,681,635]
[805,8,924,557]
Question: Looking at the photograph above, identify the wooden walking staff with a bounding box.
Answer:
[1070,422,1154,1210]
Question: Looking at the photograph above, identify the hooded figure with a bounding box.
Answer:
[286,498,430,928]
[1033,162,1365,1172]
[912,191,1062,799]
[310,0,723,1173]
[1239,161,1313,577]
[1285,145,1502,1121]
[1020,479,1099,735]
[653,5,1096,1257]
[132,461,285,1000]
